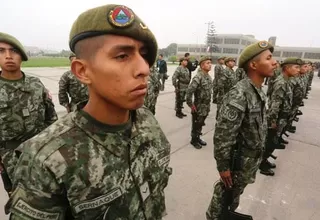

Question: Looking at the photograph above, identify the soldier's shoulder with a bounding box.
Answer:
[25,74,42,84]
[17,113,76,165]
[225,80,250,111]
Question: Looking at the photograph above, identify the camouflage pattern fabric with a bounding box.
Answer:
[0,72,58,180]
[289,75,304,120]
[235,68,246,81]
[267,74,293,135]
[144,66,161,115]
[186,69,212,138]
[212,64,224,104]
[206,77,267,220]
[307,71,314,87]
[300,74,308,97]
[58,70,89,111]
[172,66,190,112]
[6,107,172,220]
[266,67,281,96]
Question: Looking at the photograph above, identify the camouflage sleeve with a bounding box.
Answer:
[6,148,66,219]
[214,89,246,172]
[186,76,200,107]
[172,67,180,88]
[214,65,220,79]
[217,70,227,94]
[58,72,70,107]
[43,87,58,126]
[268,83,285,125]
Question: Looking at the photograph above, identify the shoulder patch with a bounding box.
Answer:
[13,199,61,220]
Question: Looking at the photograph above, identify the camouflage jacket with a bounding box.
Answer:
[144,67,161,107]
[6,107,172,220]
[213,64,224,81]
[235,68,246,81]
[186,69,213,116]
[267,74,292,125]
[58,70,89,110]
[214,77,267,183]
[267,68,281,96]
[216,67,238,104]
[0,72,58,154]
[172,66,190,91]
[289,76,304,108]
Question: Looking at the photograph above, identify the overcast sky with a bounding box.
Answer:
[1,0,320,50]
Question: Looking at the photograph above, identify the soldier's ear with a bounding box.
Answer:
[71,58,91,85]
[249,61,257,71]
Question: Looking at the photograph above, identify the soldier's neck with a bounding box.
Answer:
[247,73,264,88]
[0,69,23,80]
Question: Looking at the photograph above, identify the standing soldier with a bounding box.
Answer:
[144,65,161,115]
[6,4,172,219]
[186,56,213,149]
[267,60,281,96]
[215,57,238,118]
[235,67,246,81]
[212,56,225,104]
[206,41,276,219]
[157,54,168,91]
[172,57,190,118]
[58,53,89,113]
[0,32,58,188]
[260,58,301,176]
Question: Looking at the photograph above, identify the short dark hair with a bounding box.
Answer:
[184,53,190,57]
[159,54,163,57]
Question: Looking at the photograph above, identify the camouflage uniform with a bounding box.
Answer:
[288,75,304,122]
[266,67,281,96]
[172,65,191,115]
[206,77,266,220]
[58,70,89,111]
[6,107,172,220]
[144,66,161,115]
[235,67,246,81]
[186,68,213,148]
[267,74,293,136]
[0,73,58,181]
[216,67,238,118]
[212,63,224,104]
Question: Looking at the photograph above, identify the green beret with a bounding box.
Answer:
[69,4,157,66]
[224,57,236,64]
[217,56,226,60]
[199,56,212,65]
[281,57,304,67]
[0,32,28,61]
[238,41,274,68]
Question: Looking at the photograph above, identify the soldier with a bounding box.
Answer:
[235,67,246,81]
[157,54,168,91]
[172,57,190,118]
[260,58,302,176]
[58,53,89,113]
[186,56,213,149]
[144,65,161,115]
[6,4,172,219]
[183,52,199,78]
[0,32,58,187]
[266,60,281,96]
[212,56,225,104]
[206,41,276,219]
[215,57,238,119]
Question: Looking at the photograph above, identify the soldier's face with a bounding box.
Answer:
[254,50,277,77]
[73,35,150,110]
[300,64,308,74]
[201,60,212,72]
[227,60,235,68]
[0,42,22,72]
[287,65,300,76]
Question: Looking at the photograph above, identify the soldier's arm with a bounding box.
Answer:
[43,87,58,126]
[6,149,66,220]
[268,83,285,125]
[171,67,180,88]
[186,76,200,107]
[214,89,246,172]
[58,72,70,108]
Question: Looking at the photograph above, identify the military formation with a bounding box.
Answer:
[0,3,317,220]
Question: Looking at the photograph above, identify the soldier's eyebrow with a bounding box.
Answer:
[109,44,136,53]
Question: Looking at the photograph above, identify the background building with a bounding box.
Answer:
[176,34,320,63]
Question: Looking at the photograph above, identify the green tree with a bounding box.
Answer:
[206,21,219,56]
[168,55,177,64]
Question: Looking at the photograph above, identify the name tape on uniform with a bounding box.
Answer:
[13,199,60,220]
[74,188,122,214]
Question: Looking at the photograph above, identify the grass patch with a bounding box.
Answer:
[22,57,70,67]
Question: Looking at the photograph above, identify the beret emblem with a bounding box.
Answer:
[108,6,135,27]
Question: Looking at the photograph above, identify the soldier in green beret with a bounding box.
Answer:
[58,53,89,112]
[0,32,58,193]
[6,4,172,220]
[206,41,276,219]
[260,57,302,176]
[212,56,225,104]
[186,56,213,149]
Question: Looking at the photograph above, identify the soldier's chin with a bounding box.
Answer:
[126,98,145,110]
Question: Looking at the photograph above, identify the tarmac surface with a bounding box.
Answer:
[0,65,319,220]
